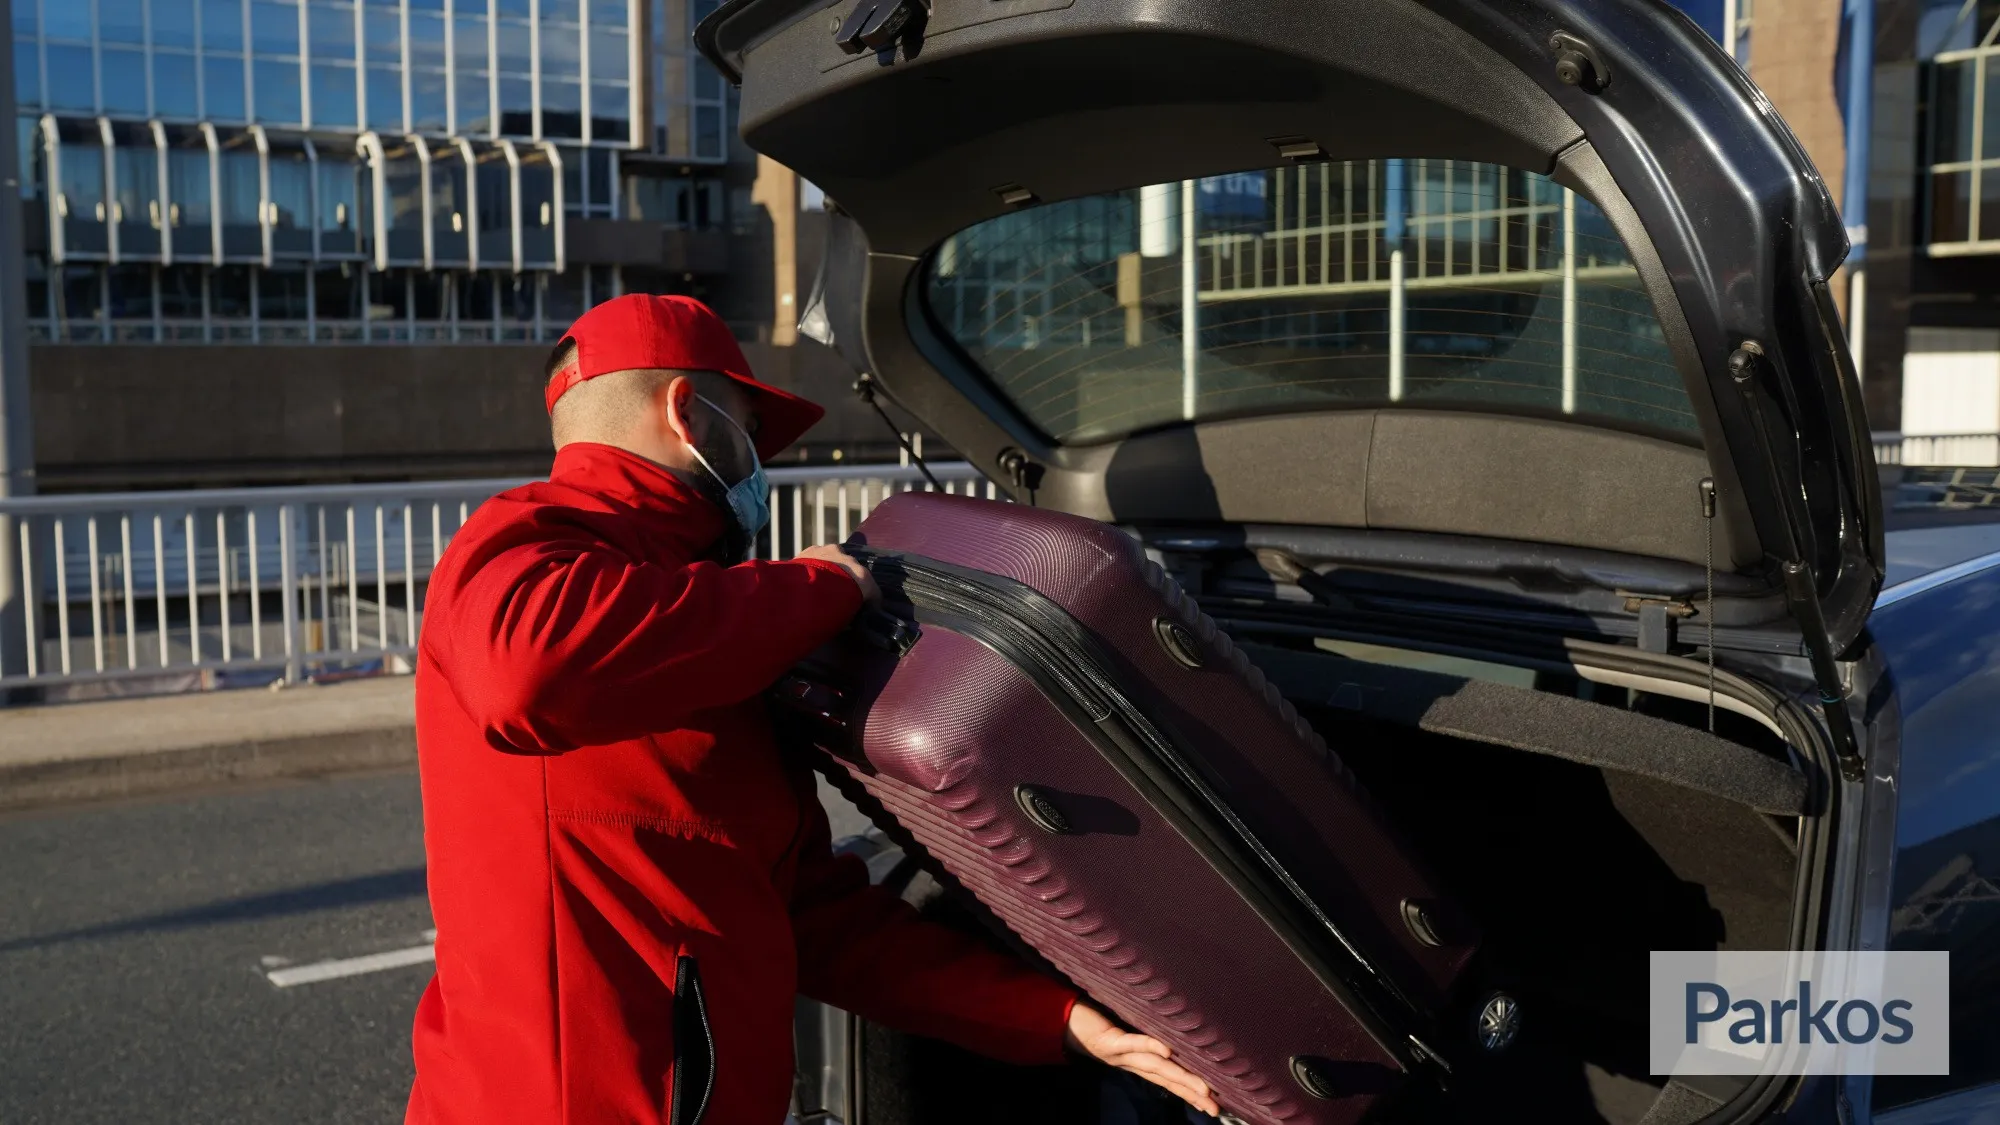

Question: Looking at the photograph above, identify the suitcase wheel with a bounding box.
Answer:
[1473,992,1523,1053]
[1150,616,1206,669]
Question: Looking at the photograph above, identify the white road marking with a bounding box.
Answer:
[265,943,435,988]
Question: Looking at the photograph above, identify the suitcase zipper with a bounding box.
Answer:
[860,550,1447,1076]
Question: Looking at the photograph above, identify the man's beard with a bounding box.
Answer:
[689,430,755,565]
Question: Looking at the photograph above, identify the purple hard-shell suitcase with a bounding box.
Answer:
[778,493,1496,1125]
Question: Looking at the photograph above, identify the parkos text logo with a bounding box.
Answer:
[1649,951,1949,1076]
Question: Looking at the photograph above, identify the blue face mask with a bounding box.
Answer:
[685,393,770,541]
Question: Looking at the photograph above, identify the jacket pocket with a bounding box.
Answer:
[669,954,716,1125]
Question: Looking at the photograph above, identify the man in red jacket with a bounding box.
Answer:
[408,294,1214,1124]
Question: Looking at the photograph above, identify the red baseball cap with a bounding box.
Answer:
[545,294,825,460]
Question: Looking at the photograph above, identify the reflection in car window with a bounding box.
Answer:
[924,160,1694,445]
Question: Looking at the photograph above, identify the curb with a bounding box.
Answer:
[0,725,417,812]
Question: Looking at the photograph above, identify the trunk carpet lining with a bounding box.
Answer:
[1240,642,1809,816]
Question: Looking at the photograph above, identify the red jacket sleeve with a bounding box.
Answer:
[431,528,864,751]
[787,787,1079,1066]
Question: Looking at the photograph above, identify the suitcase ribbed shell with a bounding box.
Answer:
[826,493,1478,1125]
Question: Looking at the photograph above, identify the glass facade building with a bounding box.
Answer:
[929,160,1684,445]
[11,0,742,342]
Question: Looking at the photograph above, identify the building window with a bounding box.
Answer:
[646,0,721,162]
[317,147,369,257]
[412,269,447,338]
[250,1,306,123]
[109,123,166,261]
[588,0,629,144]
[307,1,360,127]
[691,72,723,160]
[47,46,95,112]
[314,262,365,338]
[104,0,148,43]
[204,57,249,121]
[625,173,720,228]
[540,0,583,139]
[160,263,205,338]
[312,62,361,127]
[543,266,584,324]
[518,144,559,266]
[1926,7,2000,253]
[154,0,200,49]
[201,0,251,121]
[151,0,201,114]
[154,53,201,118]
[410,2,449,132]
[166,130,215,251]
[379,139,426,264]
[103,51,151,116]
[51,120,110,258]
[495,0,532,137]
[455,270,497,339]
[16,117,41,202]
[53,264,108,342]
[555,146,607,217]
[431,143,471,264]
[453,0,493,134]
[211,263,254,341]
[23,258,52,342]
[12,0,40,109]
[217,134,263,260]
[34,0,87,109]
[260,264,311,338]
[362,0,402,130]
[500,270,537,338]
[108,264,157,341]
[252,4,299,56]
[16,41,43,113]
[366,267,408,338]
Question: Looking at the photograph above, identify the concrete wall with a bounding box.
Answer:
[1902,328,2000,435]
[30,339,944,492]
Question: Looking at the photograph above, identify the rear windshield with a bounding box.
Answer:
[923,159,1694,446]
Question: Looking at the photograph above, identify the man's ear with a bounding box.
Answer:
[661,375,700,446]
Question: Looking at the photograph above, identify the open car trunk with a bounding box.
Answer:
[714,0,1887,1120]
[1253,638,1811,1124]
[814,613,1825,1125]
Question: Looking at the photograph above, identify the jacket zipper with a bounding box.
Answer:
[669,954,715,1125]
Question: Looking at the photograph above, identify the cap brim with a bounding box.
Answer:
[726,372,826,460]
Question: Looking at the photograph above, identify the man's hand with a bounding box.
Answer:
[1064,1000,1219,1116]
[797,545,881,605]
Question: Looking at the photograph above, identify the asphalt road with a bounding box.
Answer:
[0,771,433,1124]
[0,768,877,1125]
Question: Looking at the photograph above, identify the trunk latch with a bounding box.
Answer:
[1619,594,1696,654]
[833,0,924,54]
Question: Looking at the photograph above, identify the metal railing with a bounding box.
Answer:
[0,461,993,698]
[1196,159,1638,301]
[35,318,570,346]
[1873,432,2000,467]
